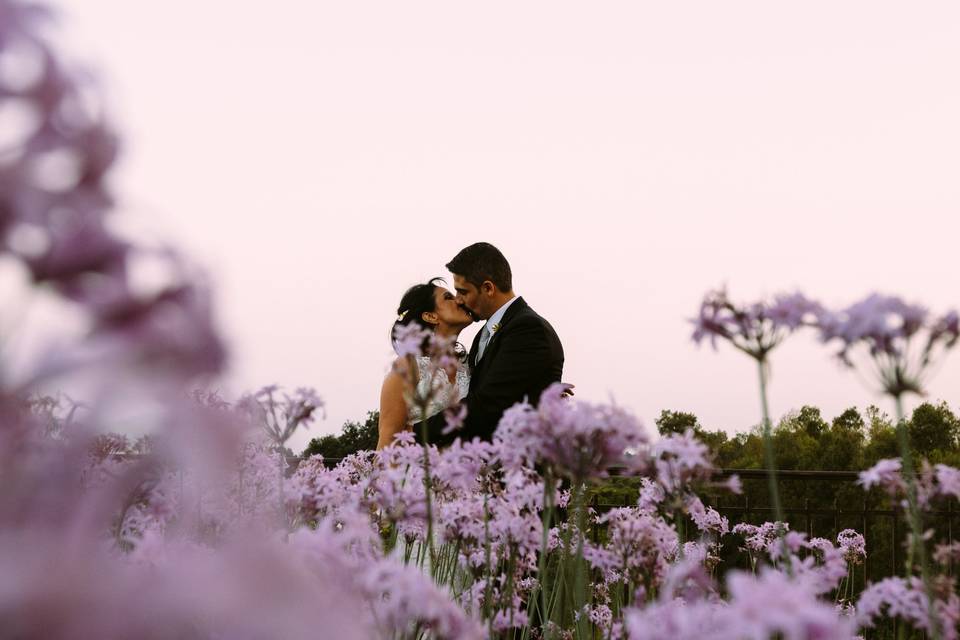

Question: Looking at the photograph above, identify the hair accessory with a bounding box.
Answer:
[397,309,409,322]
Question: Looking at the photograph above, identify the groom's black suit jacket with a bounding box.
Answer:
[416,297,564,446]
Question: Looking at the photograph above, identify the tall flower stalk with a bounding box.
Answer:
[816,294,959,640]
[692,289,821,531]
[494,383,649,637]
[392,324,466,569]
[237,386,324,532]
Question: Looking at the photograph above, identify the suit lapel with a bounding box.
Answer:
[475,297,527,362]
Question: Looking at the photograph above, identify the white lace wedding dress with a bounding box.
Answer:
[406,356,470,424]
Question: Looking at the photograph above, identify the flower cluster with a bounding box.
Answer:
[857,576,959,640]
[859,457,960,507]
[836,529,866,566]
[494,382,650,482]
[691,288,822,360]
[816,294,960,397]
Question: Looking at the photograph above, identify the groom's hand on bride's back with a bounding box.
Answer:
[560,383,575,398]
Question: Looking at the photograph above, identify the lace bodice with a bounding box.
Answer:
[406,356,470,424]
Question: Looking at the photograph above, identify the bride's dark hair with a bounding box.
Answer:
[392,278,467,359]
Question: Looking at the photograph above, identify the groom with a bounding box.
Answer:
[416,242,565,445]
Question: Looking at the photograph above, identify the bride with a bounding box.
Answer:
[377,278,474,449]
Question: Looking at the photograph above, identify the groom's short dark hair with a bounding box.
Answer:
[446,242,513,292]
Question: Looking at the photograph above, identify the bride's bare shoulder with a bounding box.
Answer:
[384,355,416,381]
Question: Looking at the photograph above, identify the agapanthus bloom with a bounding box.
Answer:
[626,567,855,640]
[236,385,324,447]
[836,529,866,565]
[392,322,431,358]
[585,507,679,591]
[494,382,649,482]
[816,294,959,397]
[685,495,729,536]
[733,521,790,557]
[653,429,715,493]
[691,288,821,360]
[856,576,959,640]
[934,463,960,500]
[857,458,904,493]
[794,537,849,595]
[360,560,485,639]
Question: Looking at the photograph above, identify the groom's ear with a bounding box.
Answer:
[480,280,496,296]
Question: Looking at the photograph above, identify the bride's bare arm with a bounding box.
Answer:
[377,360,409,450]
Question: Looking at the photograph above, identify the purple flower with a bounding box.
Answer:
[857,458,904,493]
[626,568,855,640]
[360,560,485,639]
[392,322,430,358]
[723,568,856,639]
[723,474,743,495]
[494,383,650,482]
[733,521,789,556]
[691,288,820,360]
[856,576,959,639]
[652,429,714,493]
[637,477,665,513]
[934,463,960,500]
[586,507,679,589]
[685,495,729,536]
[238,385,324,446]
[933,542,960,565]
[836,529,866,565]
[442,403,468,435]
[816,294,959,397]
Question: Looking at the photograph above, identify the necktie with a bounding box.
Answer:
[476,324,492,361]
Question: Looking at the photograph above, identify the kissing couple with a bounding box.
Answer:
[377,242,566,449]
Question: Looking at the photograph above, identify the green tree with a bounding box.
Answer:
[863,405,899,466]
[908,401,960,458]
[656,409,729,461]
[793,405,829,439]
[301,410,379,466]
[804,407,867,472]
[771,407,826,470]
[832,407,865,434]
[655,410,700,435]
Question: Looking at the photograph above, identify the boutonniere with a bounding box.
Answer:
[490,323,502,334]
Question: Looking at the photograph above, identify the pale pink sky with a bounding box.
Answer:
[40,1,960,451]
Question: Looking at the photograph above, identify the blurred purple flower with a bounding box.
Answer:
[857,458,904,493]
[626,568,854,640]
[585,507,679,591]
[494,382,649,482]
[393,322,430,358]
[652,429,714,493]
[685,495,729,536]
[691,287,821,360]
[934,463,960,500]
[238,385,324,447]
[856,576,959,640]
[816,293,959,397]
[442,403,468,435]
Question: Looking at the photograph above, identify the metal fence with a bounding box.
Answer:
[163,454,959,584]
[592,468,958,586]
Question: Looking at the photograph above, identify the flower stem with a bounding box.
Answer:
[417,420,436,571]
[757,359,785,525]
[539,469,555,639]
[893,395,941,640]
